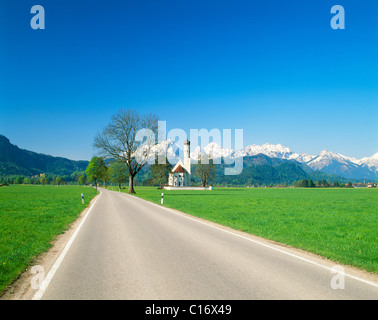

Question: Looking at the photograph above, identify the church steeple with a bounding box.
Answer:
[184,138,191,174]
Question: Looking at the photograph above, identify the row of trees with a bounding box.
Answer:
[292,179,353,188]
[0,173,88,186]
[85,157,129,191]
[0,158,216,192]
[85,156,172,191]
[84,155,217,191]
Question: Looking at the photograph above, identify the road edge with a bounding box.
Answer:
[120,190,378,289]
[0,188,102,300]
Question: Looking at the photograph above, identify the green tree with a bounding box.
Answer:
[39,174,48,185]
[85,156,107,190]
[102,166,110,188]
[14,176,23,184]
[308,179,315,188]
[109,160,129,191]
[23,177,31,184]
[149,157,172,188]
[70,171,82,182]
[299,179,308,188]
[55,176,63,186]
[78,175,87,185]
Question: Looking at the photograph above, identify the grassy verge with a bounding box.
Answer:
[119,186,378,273]
[0,185,98,294]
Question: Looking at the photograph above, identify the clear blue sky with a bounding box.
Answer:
[1,0,377,160]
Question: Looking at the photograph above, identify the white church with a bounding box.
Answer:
[165,139,213,190]
[167,139,191,187]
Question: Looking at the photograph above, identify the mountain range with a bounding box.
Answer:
[1,133,377,182]
[154,139,378,181]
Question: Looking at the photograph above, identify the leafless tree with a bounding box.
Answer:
[194,153,216,187]
[94,108,158,194]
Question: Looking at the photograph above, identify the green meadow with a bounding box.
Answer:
[0,185,98,294]
[1,185,377,295]
[128,187,378,273]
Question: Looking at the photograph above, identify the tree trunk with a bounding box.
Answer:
[128,175,136,194]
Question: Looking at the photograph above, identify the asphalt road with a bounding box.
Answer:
[36,188,378,300]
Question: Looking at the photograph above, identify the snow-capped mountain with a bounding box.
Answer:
[306,150,359,171]
[192,142,316,165]
[148,139,377,180]
[232,143,292,159]
[358,152,378,173]
[304,150,375,179]
[152,139,183,160]
[191,142,233,160]
[235,146,377,180]
[231,143,316,164]
[146,139,183,162]
[288,153,316,163]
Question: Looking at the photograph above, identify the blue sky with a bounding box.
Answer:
[0,0,377,160]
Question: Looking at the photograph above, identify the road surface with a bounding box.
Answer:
[35,188,378,300]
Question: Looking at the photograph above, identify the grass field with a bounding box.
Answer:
[0,185,98,294]
[124,187,378,273]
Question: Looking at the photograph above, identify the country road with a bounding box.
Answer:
[32,188,378,300]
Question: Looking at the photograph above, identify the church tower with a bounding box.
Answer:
[167,138,192,188]
[184,138,191,174]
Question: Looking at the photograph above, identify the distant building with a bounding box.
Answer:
[168,139,191,187]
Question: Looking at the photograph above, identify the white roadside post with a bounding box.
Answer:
[81,193,84,204]
[161,193,164,205]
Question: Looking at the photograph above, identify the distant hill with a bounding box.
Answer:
[211,154,350,186]
[0,135,88,176]
[136,153,352,187]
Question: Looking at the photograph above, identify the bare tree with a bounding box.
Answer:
[194,154,216,187]
[94,108,158,194]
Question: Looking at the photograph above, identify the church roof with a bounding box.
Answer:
[172,164,188,173]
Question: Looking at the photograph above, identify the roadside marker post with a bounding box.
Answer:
[161,193,164,205]
[81,193,84,204]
